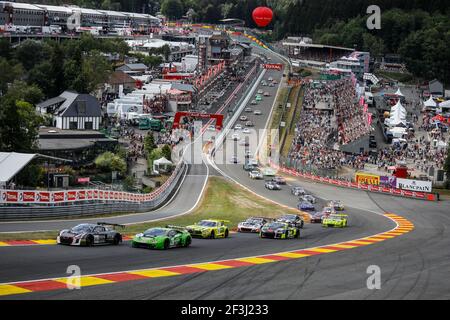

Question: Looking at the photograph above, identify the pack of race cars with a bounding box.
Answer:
[56,200,348,250]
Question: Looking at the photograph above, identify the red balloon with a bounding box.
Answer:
[252,7,273,28]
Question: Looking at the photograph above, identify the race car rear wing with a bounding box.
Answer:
[97,222,126,229]
[166,225,188,231]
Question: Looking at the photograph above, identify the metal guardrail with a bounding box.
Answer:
[0,162,187,221]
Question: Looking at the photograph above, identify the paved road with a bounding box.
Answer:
[1,46,449,300]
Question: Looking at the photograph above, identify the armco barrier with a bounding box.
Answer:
[0,162,187,220]
[271,162,439,202]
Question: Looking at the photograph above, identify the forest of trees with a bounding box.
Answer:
[0,35,131,152]
[18,0,449,83]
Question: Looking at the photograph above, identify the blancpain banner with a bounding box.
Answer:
[396,178,432,193]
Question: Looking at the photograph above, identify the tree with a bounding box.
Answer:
[148,148,163,172]
[0,38,12,59]
[144,133,156,155]
[14,40,51,71]
[0,92,44,152]
[161,0,184,20]
[28,61,55,98]
[16,164,44,188]
[161,144,172,161]
[0,58,23,96]
[6,81,44,105]
[81,50,112,93]
[94,152,127,174]
[143,55,163,68]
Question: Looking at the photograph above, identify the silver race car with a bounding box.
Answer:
[57,222,123,246]
[237,217,273,233]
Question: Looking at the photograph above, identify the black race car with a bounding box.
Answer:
[57,222,123,246]
[260,222,300,239]
[276,214,304,229]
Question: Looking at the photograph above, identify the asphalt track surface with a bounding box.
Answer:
[1,47,450,299]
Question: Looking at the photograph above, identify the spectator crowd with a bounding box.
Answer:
[288,78,371,171]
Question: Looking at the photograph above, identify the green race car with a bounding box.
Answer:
[322,214,348,228]
[132,227,192,250]
[185,219,230,239]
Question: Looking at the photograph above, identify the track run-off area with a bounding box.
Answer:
[1,45,449,300]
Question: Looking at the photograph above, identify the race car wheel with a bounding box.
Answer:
[113,235,121,245]
[225,229,229,238]
[85,235,94,247]
[163,239,170,250]
[184,237,192,247]
[210,231,215,239]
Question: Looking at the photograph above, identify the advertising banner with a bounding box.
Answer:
[396,179,432,193]
[355,173,380,186]
[22,191,36,202]
[263,64,283,71]
[380,176,397,188]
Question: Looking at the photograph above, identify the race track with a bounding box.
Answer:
[1,46,449,300]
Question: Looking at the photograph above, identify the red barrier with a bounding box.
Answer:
[0,164,184,205]
[269,162,438,201]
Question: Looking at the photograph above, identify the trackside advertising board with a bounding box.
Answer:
[396,178,433,193]
[355,173,380,186]
[263,64,283,71]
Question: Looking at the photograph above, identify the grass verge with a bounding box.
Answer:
[0,177,302,241]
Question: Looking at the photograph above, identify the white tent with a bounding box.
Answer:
[424,95,437,108]
[439,100,450,109]
[389,127,407,138]
[153,157,173,174]
[395,88,404,97]
[391,100,406,113]
[387,107,407,127]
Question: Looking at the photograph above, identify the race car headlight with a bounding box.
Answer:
[136,233,143,237]
[74,233,84,239]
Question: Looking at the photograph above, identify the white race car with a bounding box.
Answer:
[249,170,263,180]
